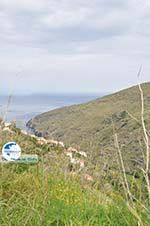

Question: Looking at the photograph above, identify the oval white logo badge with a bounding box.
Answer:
[2,142,21,161]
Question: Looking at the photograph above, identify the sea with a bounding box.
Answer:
[0,94,102,130]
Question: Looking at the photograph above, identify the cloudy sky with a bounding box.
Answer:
[0,0,149,95]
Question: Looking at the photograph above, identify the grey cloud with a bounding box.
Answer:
[0,0,149,95]
[0,0,135,48]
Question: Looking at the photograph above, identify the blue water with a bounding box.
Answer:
[0,94,102,130]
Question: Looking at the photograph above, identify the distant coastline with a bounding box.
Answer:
[0,93,104,130]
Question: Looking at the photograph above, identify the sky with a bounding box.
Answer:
[0,0,150,95]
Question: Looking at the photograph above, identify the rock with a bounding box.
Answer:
[78,151,87,158]
[30,134,37,139]
[58,141,65,147]
[21,130,28,135]
[2,127,14,133]
[47,139,58,145]
[79,159,85,169]
[84,174,94,182]
[67,147,78,153]
[37,137,48,145]
[4,122,12,128]
[35,131,43,137]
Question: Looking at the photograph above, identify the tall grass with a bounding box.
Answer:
[0,123,149,226]
[0,163,143,226]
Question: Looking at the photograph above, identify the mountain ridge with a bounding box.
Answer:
[27,82,150,175]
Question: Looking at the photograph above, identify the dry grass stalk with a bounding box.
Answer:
[126,110,141,125]
[2,71,22,122]
[3,94,13,122]
[114,132,132,200]
[137,77,150,202]
[112,122,145,225]
[112,119,132,201]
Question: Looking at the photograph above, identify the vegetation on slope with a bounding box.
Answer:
[27,83,150,177]
[0,125,150,226]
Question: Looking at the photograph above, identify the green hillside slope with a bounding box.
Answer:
[27,82,150,175]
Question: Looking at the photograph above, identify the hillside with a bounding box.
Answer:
[27,82,150,176]
[0,119,149,225]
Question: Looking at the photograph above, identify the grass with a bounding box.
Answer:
[0,165,143,226]
[0,126,150,226]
